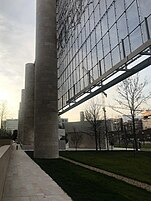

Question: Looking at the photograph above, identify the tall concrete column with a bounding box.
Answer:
[23,63,35,149]
[34,0,59,158]
[18,102,22,142]
[18,89,25,144]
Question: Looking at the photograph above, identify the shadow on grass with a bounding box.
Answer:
[60,150,151,185]
[26,151,151,201]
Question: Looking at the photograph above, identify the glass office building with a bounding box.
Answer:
[57,0,151,112]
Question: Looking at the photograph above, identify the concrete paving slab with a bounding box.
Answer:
[2,149,72,201]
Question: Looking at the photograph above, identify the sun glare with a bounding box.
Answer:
[0,91,8,101]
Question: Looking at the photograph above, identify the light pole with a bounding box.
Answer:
[103,106,109,150]
[95,91,109,150]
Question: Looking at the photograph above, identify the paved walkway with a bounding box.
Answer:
[60,156,151,192]
[2,149,72,201]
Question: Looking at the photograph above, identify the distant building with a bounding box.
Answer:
[143,119,151,130]
[64,120,108,150]
[122,115,132,123]
[58,128,66,150]
[141,110,151,130]
[2,119,18,134]
[80,111,85,122]
[58,117,68,150]
[109,118,123,132]
[58,117,68,128]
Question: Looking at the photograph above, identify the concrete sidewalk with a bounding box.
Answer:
[2,148,72,201]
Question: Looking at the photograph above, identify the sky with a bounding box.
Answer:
[0,0,151,122]
[0,0,36,118]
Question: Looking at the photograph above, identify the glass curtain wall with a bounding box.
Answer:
[57,0,151,111]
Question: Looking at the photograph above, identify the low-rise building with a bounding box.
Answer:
[64,120,108,150]
[141,110,151,130]
[2,119,18,134]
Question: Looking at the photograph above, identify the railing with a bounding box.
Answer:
[0,145,11,201]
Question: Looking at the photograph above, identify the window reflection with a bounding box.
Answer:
[95,23,101,43]
[111,46,121,66]
[89,14,94,32]
[138,0,151,20]
[93,0,99,9]
[109,25,118,49]
[101,15,108,36]
[106,0,113,9]
[115,0,125,19]
[103,33,110,56]
[99,0,106,17]
[108,4,115,28]
[93,64,99,80]
[126,2,139,33]
[104,54,112,72]
[117,14,128,40]
[92,47,98,67]
[130,27,143,52]
[57,0,151,109]
[94,5,100,26]
[97,40,103,61]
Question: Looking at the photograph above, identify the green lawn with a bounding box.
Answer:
[141,143,151,149]
[60,151,151,185]
[26,151,151,201]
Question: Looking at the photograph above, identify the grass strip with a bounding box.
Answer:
[60,151,151,185]
[26,151,151,201]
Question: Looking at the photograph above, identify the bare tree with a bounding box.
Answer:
[85,100,102,151]
[0,101,7,129]
[116,74,151,151]
[70,127,82,151]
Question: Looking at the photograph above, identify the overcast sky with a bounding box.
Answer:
[0,0,36,118]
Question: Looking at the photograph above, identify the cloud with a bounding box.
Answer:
[0,0,36,118]
[0,0,36,25]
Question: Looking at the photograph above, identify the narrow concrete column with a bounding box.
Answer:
[23,63,35,148]
[18,102,22,142]
[18,89,25,144]
[34,0,59,158]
